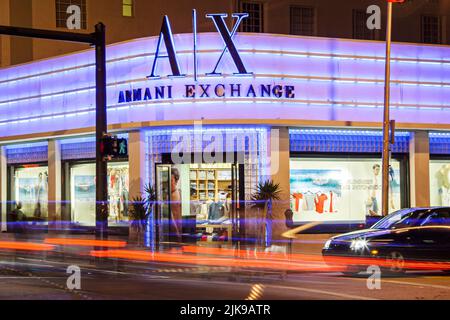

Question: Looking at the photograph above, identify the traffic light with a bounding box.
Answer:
[100,135,128,160]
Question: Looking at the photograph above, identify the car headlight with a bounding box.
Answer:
[323,239,332,250]
[350,239,369,251]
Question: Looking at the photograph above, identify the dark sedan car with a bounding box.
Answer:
[322,207,450,274]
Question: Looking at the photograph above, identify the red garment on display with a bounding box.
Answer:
[110,174,116,188]
[292,193,303,212]
[314,193,328,214]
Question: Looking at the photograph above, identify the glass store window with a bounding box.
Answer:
[155,160,241,245]
[13,166,49,220]
[429,160,450,206]
[70,162,129,226]
[289,158,402,223]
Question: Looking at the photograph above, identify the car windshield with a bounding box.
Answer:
[371,208,432,230]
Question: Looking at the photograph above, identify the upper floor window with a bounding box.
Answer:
[421,15,442,44]
[352,9,376,40]
[290,6,315,36]
[240,1,264,33]
[123,0,134,17]
[55,0,87,29]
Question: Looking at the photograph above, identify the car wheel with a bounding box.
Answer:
[386,251,405,274]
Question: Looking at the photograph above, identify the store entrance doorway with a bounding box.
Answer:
[155,154,244,248]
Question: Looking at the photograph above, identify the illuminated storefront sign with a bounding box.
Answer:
[118,84,296,103]
[149,12,251,79]
[117,11,296,104]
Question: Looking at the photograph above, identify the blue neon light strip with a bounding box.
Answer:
[1,96,449,127]
[1,47,450,86]
[3,74,450,108]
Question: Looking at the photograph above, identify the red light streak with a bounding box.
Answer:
[45,238,127,248]
[0,241,55,251]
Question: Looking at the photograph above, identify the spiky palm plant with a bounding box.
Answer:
[252,180,282,208]
[251,180,282,247]
[143,184,157,212]
[129,196,148,230]
[129,184,157,244]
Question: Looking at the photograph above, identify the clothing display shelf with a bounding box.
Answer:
[190,167,233,202]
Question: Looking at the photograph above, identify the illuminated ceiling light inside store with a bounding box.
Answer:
[6,141,48,150]
[290,129,411,137]
[146,126,268,137]
[430,132,450,138]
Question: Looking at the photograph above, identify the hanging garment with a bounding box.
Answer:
[224,199,231,216]
[190,200,201,216]
[304,194,316,211]
[208,202,225,221]
[292,193,303,212]
[200,203,209,217]
[314,193,328,214]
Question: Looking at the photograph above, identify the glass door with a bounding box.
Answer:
[155,165,172,247]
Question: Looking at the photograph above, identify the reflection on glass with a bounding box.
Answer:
[430,161,450,206]
[108,164,130,223]
[156,163,236,244]
[14,166,49,221]
[70,162,129,226]
[289,158,402,223]
[156,165,171,242]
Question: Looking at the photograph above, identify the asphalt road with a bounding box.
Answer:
[0,255,449,300]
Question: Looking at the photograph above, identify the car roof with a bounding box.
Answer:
[412,207,450,210]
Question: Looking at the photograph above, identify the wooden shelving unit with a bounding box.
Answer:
[190,168,232,202]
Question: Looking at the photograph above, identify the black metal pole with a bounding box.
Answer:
[0,25,95,43]
[95,22,108,240]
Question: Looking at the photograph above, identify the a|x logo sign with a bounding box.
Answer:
[206,13,252,76]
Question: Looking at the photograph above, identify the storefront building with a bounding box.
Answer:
[1,24,450,241]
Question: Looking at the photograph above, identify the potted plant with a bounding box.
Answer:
[143,184,157,247]
[129,184,157,245]
[251,180,282,248]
